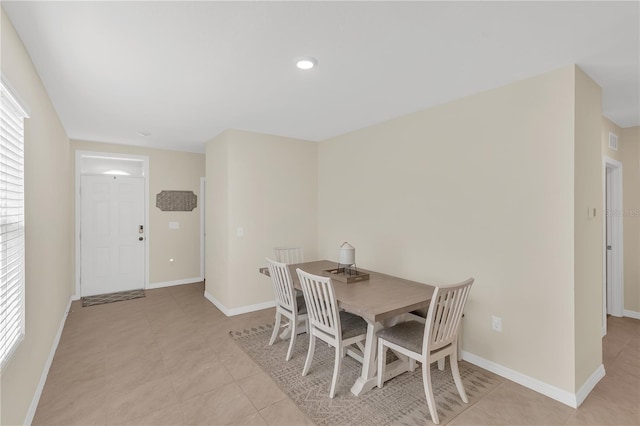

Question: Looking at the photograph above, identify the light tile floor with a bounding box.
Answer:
[33,283,639,425]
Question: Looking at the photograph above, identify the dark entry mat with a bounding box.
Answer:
[81,289,145,307]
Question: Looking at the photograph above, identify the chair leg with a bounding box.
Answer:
[450,353,468,403]
[286,317,297,361]
[329,343,342,398]
[377,340,387,388]
[269,312,281,346]
[302,334,316,376]
[437,358,445,371]
[422,362,440,425]
[409,358,416,372]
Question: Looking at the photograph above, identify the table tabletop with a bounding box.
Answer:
[261,260,435,324]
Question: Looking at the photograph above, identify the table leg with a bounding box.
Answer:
[350,314,415,396]
[350,321,381,396]
[278,320,307,340]
[279,326,292,340]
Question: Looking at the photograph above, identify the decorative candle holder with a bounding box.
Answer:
[338,241,356,276]
[322,242,369,283]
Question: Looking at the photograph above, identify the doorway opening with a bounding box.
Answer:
[200,177,206,281]
[602,157,624,336]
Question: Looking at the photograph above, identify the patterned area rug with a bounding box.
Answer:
[81,289,145,307]
[231,324,502,425]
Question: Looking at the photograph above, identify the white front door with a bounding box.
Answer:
[80,175,145,296]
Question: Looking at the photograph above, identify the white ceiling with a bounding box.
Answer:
[3,1,639,153]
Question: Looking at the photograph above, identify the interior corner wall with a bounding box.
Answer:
[205,129,318,311]
[1,9,74,425]
[205,131,231,306]
[573,66,604,390]
[70,140,205,286]
[317,66,578,392]
[225,129,317,309]
[621,126,640,314]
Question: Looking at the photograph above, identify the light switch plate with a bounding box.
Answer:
[169,221,179,229]
[491,315,502,332]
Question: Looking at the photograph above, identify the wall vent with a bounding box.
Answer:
[608,132,619,151]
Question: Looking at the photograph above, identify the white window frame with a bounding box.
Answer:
[0,76,29,370]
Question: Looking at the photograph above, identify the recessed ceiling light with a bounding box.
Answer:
[296,57,317,70]
[136,131,151,137]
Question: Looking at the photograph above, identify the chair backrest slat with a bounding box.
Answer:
[266,258,296,311]
[297,268,341,339]
[424,278,474,353]
[274,247,304,265]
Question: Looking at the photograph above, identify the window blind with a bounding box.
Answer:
[0,80,28,369]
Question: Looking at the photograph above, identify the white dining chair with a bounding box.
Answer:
[266,258,309,361]
[274,247,304,265]
[297,268,367,398]
[377,277,474,425]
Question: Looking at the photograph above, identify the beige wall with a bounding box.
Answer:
[205,129,317,310]
[1,9,74,425]
[621,126,640,313]
[318,66,587,393]
[573,67,604,388]
[205,131,230,306]
[71,140,205,286]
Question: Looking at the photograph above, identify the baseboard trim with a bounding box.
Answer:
[147,277,203,290]
[576,364,606,407]
[203,291,275,317]
[24,296,73,425]
[623,309,640,320]
[203,290,229,315]
[461,350,580,408]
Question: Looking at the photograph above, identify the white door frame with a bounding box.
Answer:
[200,177,206,280]
[75,150,150,299]
[602,156,624,335]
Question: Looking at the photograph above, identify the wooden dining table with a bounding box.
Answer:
[259,260,435,396]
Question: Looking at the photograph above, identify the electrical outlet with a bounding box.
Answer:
[491,315,502,332]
